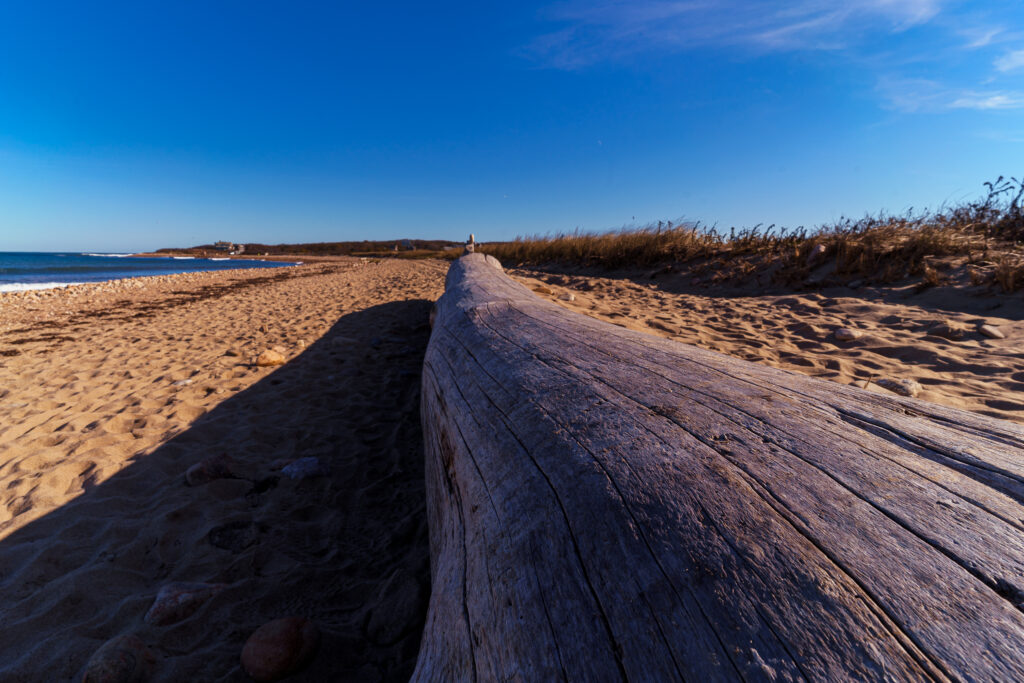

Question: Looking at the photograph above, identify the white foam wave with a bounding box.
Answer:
[0,282,85,293]
[82,253,130,258]
[210,257,230,261]
[172,256,196,260]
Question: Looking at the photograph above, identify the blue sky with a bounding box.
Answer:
[1,1,1022,251]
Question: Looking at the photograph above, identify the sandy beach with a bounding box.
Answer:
[0,257,446,680]
[2,255,1023,679]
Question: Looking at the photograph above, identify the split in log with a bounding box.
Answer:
[415,252,1024,681]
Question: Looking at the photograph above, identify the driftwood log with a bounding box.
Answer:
[415,252,1024,681]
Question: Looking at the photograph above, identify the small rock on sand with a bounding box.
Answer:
[224,348,240,357]
[241,617,320,682]
[280,456,330,480]
[978,324,1006,339]
[876,378,923,398]
[145,582,227,626]
[80,634,155,683]
[560,292,576,302]
[256,349,286,366]
[927,320,967,341]
[208,520,264,552]
[834,328,862,342]
[532,285,553,295]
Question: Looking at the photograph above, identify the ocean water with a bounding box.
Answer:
[0,252,297,292]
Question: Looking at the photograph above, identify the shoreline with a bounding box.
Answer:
[0,255,303,296]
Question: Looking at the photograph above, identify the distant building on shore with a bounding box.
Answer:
[213,241,245,255]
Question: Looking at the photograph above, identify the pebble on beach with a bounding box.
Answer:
[240,617,320,682]
[256,349,286,366]
[208,520,264,553]
[876,378,923,398]
[280,456,330,480]
[80,634,155,683]
[978,323,1006,339]
[560,292,576,302]
[144,582,227,626]
[834,328,863,342]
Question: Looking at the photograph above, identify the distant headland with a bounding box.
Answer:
[135,239,462,260]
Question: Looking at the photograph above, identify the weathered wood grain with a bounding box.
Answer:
[414,252,1024,681]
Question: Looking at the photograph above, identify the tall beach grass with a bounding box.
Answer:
[480,177,1024,290]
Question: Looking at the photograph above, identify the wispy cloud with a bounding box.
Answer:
[951,92,1024,110]
[525,0,943,68]
[959,26,1004,49]
[525,0,1024,116]
[995,48,1024,72]
[976,129,1024,143]
[877,77,1024,112]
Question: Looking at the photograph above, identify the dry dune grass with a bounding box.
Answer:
[482,177,1024,291]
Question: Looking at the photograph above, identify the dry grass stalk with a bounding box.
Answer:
[995,255,1024,293]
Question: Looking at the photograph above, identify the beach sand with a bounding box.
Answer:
[2,254,1023,680]
[0,257,446,681]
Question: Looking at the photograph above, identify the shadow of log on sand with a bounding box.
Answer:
[0,299,433,682]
